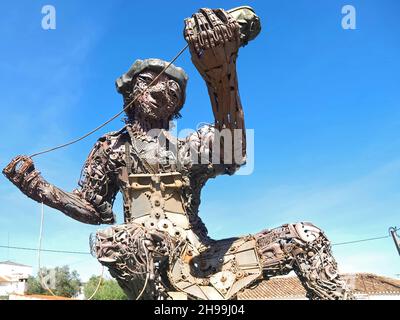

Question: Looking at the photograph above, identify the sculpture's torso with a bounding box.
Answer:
[107,125,216,242]
[92,125,263,300]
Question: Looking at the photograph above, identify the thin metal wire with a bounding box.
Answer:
[30,44,189,158]
[29,45,189,299]
[37,202,56,296]
[0,229,399,255]
[87,266,105,300]
[37,202,104,299]
[0,245,90,255]
[136,273,150,300]
[2,231,395,251]
[331,235,390,246]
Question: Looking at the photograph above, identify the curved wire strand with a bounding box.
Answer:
[30,44,188,158]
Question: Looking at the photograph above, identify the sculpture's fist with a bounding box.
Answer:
[2,155,41,194]
[184,8,240,57]
[184,7,261,85]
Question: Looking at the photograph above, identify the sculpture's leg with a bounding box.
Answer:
[93,224,173,300]
[255,222,354,300]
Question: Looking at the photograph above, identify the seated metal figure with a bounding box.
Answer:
[3,7,353,300]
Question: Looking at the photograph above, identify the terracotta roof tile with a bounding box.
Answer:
[237,273,400,300]
[10,294,75,300]
[0,275,11,282]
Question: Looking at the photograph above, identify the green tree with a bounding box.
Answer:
[26,276,46,295]
[84,276,127,300]
[26,265,81,298]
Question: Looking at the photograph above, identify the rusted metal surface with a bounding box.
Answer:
[3,6,353,300]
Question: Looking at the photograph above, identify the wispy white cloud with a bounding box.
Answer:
[201,158,400,277]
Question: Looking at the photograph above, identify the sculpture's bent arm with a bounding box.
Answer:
[2,137,119,225]
[184,8,258,169]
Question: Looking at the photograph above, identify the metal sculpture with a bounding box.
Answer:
[3,6,353,300]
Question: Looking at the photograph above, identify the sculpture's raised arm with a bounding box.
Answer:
[2,135,119,225]
[183,7,260,167]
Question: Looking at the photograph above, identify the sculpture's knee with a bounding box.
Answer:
[255,222,332,278]
[290,221,329,246]
[288,222,338,276]
[256,222,352,299]
[289,222,354,299]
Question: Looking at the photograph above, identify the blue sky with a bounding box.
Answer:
[0,0,399,282]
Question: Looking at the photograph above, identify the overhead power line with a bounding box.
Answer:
[0,231,397,254]
[331,235,390,246]
[0,245,90,255]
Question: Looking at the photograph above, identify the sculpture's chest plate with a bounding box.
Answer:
[123,172,202,246]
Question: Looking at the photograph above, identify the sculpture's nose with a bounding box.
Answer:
[149,83,168,104]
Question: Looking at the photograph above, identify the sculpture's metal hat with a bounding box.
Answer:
[116,58,188,108]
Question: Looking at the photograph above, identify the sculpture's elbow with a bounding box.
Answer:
[97,201,116,225]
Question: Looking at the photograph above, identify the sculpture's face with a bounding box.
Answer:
[131,70,183,121]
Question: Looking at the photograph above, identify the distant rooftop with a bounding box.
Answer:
[238,273,400,300]
[9,293,75,300]
[0,260,32,268]
[0,275,11,282]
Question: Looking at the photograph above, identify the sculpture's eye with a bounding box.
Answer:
[167,80,181,103]
[169,88,178,99]
[168,80,179,91]
[138,74,153,85]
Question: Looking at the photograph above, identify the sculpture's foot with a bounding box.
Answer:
[255,222,354,300]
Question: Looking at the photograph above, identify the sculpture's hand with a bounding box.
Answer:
[184,8,240,84]
[184,8,240,55]
[2,155,42,197]
[3,154,112,225]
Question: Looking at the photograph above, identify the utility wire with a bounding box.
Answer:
[0,245,90,255]
[331,235,390,246]
[0,231,396,254]
[29,44,189,158]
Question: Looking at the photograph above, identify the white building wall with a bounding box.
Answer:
[0,281,27,295]
[0,264,32,277]
[0,263,33,296]
[0,283,10,296]
[355,293,400,300]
